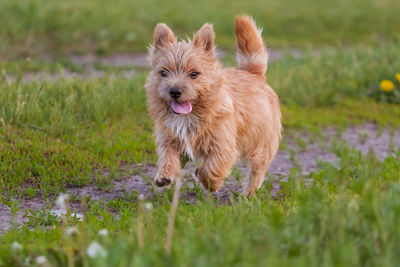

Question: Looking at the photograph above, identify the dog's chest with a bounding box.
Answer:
[164,115,198,160]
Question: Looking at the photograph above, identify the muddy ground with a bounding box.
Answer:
[1,123,399,232]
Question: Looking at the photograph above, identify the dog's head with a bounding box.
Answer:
[146,23,221,116]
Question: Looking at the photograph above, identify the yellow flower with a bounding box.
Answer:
[380,80,394,93]
[396,73,400,83]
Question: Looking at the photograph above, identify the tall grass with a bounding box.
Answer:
[0,74,148,135]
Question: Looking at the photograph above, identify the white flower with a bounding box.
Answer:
[138,194,145,201]
[349,195,359,209]
[65,226,78,236]
[24,257,31,265]
[11,241,22,251]
[56,193,69,209]
[87,241,107,258]
[51,209,84,221]
[98,229,108,237]
[36,255,48,264]
[144,202,153,211]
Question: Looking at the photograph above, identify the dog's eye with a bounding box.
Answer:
[159,70,168,78]
[189,72,200,79]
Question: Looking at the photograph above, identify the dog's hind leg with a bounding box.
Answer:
[196,149,237,192]
[245,150,274,197]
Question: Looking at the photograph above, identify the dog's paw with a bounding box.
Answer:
[155,177,171,187]
[244,187,255,198]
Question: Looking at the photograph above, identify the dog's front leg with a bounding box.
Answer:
[154,136,181,187]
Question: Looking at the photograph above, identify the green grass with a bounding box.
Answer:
[0,75,156,198]
[0,57,85,75]
[269,44,400,107]
[1,147,400,266]
[1,2,400,264]
[1,42,400,199]
[1,0,400,57]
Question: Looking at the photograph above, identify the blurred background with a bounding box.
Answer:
[1,0,400,108]
[1,0,399,56]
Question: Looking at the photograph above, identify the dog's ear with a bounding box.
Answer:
[153,23,176,48]
[193,23,215,56]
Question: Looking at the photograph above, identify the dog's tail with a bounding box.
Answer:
[235,15,268,79]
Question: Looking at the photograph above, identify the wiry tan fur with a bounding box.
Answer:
[145,15,282,197]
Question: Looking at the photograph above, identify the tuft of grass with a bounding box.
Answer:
[23,207,59,227]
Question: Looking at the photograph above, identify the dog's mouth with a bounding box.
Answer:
[170,101,192,115]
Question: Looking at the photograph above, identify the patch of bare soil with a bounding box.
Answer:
[1,123,399,232]
[0,198,48,233]
[341,124,400,160]
[69,53,149,68]
[67,48,302,68]
[5,48,303,84]
[6,69,136,84]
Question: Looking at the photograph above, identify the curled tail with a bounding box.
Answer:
[235,15,268,79]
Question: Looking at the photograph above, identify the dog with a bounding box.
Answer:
[145,15,281,197]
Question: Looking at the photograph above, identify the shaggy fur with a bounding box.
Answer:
[145,15,282,196]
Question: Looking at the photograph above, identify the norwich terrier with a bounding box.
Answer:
[145,15,281,196]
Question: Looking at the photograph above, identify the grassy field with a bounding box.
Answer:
[2,154,400,266]
[1,0,400,57]
[1,0,400,266]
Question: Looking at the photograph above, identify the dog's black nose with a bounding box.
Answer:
[169,88,182,99]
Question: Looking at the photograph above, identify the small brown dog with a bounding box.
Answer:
[145,15,281,196]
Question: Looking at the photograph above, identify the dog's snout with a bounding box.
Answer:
[169,88,182,99]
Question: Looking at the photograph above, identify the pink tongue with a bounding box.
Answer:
[171,101,192,114]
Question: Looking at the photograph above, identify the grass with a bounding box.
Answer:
[1,1,400,265]
[0,43,399,199]
[269,44,400,107]
[1,0,400,57]
[1,147,400,266]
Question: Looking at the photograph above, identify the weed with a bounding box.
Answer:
[23,207,59,227]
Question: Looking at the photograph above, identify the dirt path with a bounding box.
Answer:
[1,123,399,233]
[66,48,302,68]
[5,48,303,83]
